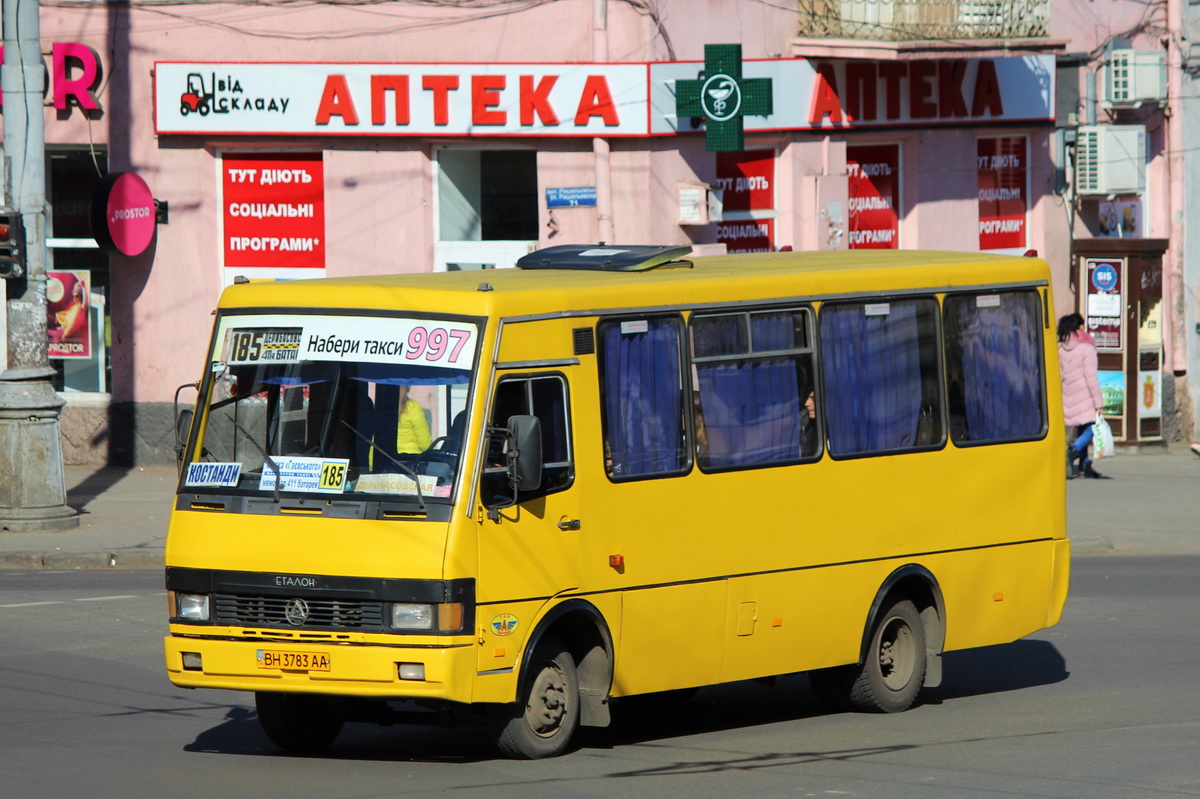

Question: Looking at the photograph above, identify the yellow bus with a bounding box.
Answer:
[165,245,1069,758]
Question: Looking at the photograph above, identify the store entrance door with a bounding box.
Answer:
[1075,238,1168,447]
[434,149,539,271]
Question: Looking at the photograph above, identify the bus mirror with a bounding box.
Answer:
[172,380,200,463]
[175,409,194,462]
[506,415,542,493]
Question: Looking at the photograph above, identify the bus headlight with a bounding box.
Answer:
[390,602,464,632]
[391,603,434,630]
[174,592,211,621]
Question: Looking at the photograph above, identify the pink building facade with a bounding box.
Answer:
[8,0,1186,464]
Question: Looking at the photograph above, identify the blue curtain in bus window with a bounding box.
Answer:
[947,293,1043,441]
[821,302,922,455]
[696,313,800,467]
[600,319,685,477]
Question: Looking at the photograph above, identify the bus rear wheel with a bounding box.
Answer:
[255,691,344,753]
[495,635,580,759]
[848,597,926,713]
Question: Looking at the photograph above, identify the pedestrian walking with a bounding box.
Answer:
[1058,313,1108,479]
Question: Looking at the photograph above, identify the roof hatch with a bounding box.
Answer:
[516,244,693,272]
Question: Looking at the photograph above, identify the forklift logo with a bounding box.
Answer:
[179,72,291,117]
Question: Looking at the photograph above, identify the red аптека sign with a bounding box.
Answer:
[222,152,325,269]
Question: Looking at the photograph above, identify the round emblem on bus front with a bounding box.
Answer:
[285,598,310,626]
[491,613,519,636]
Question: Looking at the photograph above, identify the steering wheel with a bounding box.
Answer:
[418,449,459,467]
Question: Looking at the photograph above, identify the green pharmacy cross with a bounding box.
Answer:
[675,43,774,152]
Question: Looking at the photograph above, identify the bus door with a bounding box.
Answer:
[476,369,581,609]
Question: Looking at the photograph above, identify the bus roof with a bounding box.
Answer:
[216,248,1051,318]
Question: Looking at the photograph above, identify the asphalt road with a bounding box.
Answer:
[2,557,1198,799]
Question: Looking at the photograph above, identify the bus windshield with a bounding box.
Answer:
[182,311,479,503]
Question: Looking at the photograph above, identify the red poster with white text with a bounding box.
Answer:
[847,144,899,249]
[716,150,776,253]
[977,136,1027,250]
[223,152,325,269]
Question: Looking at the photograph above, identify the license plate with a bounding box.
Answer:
[256,649,331,672]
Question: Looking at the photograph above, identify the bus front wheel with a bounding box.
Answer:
[495,635,580,759]
[255,691,344,753]
[848,597,926,713]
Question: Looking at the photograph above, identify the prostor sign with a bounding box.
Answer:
[154,56,1054,138]
[91,173,156,257]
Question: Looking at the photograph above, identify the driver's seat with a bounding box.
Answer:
[422,411,466,485]
[443,411,467,454]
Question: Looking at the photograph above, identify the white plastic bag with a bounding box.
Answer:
[1093,413,1115,459]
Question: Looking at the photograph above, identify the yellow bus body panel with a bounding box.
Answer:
[167,510,449,580]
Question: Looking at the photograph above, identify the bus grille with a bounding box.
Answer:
[213,593,385,631]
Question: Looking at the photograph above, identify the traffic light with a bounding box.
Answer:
[0,212,26,279]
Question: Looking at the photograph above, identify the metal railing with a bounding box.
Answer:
[797,0,1050,40]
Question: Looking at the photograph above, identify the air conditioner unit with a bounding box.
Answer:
[1106,49,1166,106]
[1075,125,1145,196]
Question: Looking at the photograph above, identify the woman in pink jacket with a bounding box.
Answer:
[1058,313,1108,479]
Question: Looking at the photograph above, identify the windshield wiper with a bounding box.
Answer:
[231,417,282,502]
[340,421,427,511]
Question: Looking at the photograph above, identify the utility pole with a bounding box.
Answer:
[0,0,77,531]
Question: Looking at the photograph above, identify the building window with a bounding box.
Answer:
[438,149,538,242]
[48,149,110,394]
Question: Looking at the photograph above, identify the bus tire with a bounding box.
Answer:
[848,597,926,713]
[495,635,580,759]
[255,691,344,753]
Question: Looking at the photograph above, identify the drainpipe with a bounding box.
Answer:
[1166,3,1187,387]
[593,0,614,243]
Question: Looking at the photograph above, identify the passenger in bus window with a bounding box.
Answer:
[691,392,709,463]
[395,385,433,454]
[801,391,819,457]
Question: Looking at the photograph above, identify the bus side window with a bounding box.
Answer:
[691,307,818,469]
[943,290,1045,444]
[481,375,573,507]
[819,298,943,457]
[597,316,689,480]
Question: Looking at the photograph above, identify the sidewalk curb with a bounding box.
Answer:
[0,549,164,570]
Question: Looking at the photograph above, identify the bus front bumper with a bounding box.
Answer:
[164,634,479,703]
